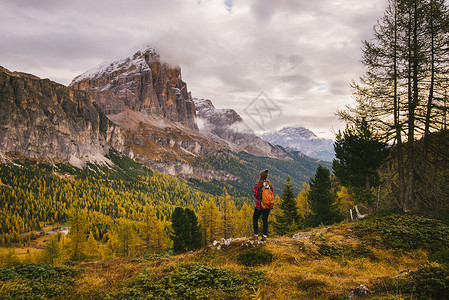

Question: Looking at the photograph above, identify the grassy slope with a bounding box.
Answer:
[1,213,448,299]
[188,151,332,203]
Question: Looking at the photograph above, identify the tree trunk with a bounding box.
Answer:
[423,0,435,160]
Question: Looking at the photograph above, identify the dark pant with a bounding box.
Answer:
[253,209,270,236]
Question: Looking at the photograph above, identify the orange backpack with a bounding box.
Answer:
[261,180,275,210]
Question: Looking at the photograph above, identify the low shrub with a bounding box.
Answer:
[236,247,274,267]
[121,263,263,299]
[405,266,449,299]
[0,264,81,299]
[353,214,449,252]
[318,243,376,261]
[371,266,449,299]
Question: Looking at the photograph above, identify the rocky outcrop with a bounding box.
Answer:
[70,46,196,129]
[0,66,123,161]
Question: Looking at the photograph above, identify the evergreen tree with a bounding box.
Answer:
[185,208,202,251]
[171,207,188,253]
[333,118,389,213]
[305,166,343,227]
[274,177,300,235]
[171,207,202,253]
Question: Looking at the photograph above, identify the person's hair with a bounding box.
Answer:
[258,169,269,187]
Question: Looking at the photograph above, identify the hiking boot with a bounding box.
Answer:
[249,235,258,241]
[261,235,267,242]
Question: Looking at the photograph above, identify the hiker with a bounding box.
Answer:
[250,169,274,242]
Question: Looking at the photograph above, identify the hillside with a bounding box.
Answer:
[1,213,448,299]
[0,151,211,242]
[188,151,331,202]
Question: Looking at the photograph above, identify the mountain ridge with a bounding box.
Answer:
[0,66,123,163]
[260,126,335,161]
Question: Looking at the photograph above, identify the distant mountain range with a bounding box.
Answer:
[259,127,335,161]
[0,45,330,196]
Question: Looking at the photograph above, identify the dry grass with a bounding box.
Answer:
[0,221,435,299]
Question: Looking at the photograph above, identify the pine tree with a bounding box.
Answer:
[305,166,343,227]
[333,118,389,213]
[171,207,202,253]
[171,207,188,253]
[185,208,202,251]
[274,177,299,235]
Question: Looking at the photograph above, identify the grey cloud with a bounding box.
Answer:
[0,0,387,137]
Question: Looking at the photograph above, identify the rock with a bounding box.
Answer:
[70,45,196,129]
[0,66,123,161]
[348,284,369,299]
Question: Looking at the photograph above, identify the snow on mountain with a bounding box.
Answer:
[259,127,335,161]
[193,98,292,159]
[72,45,159,85]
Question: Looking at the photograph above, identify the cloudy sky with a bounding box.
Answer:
[0,0,388,139]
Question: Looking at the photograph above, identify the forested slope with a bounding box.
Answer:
[0,151,209,244]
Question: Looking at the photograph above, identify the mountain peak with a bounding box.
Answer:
[70,44,196,128]
[71,45,160,85]
[259,127,335,161]
[277,126,318,139]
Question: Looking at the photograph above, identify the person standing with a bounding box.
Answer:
[250,169,273,242]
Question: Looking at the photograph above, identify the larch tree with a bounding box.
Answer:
[220,188,237,240]
[343,0,449,214]
[117,220,135,257]
[67,205,88,261]
[42,235,61,265]
[236,202,253,238]
[296,182,311,219]
[140,204,167,253]
[198,198,221,246]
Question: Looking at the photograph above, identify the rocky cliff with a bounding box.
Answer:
[0,66,123,162]
[70,46,196,129]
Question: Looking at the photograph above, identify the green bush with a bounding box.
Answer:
[371,266,449,299]
[236,247,274,267]
[121,263,262,299]
[0,264,81,299]
[318,243,376,261]
[353,214,449,252]
[405,266,449,299]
